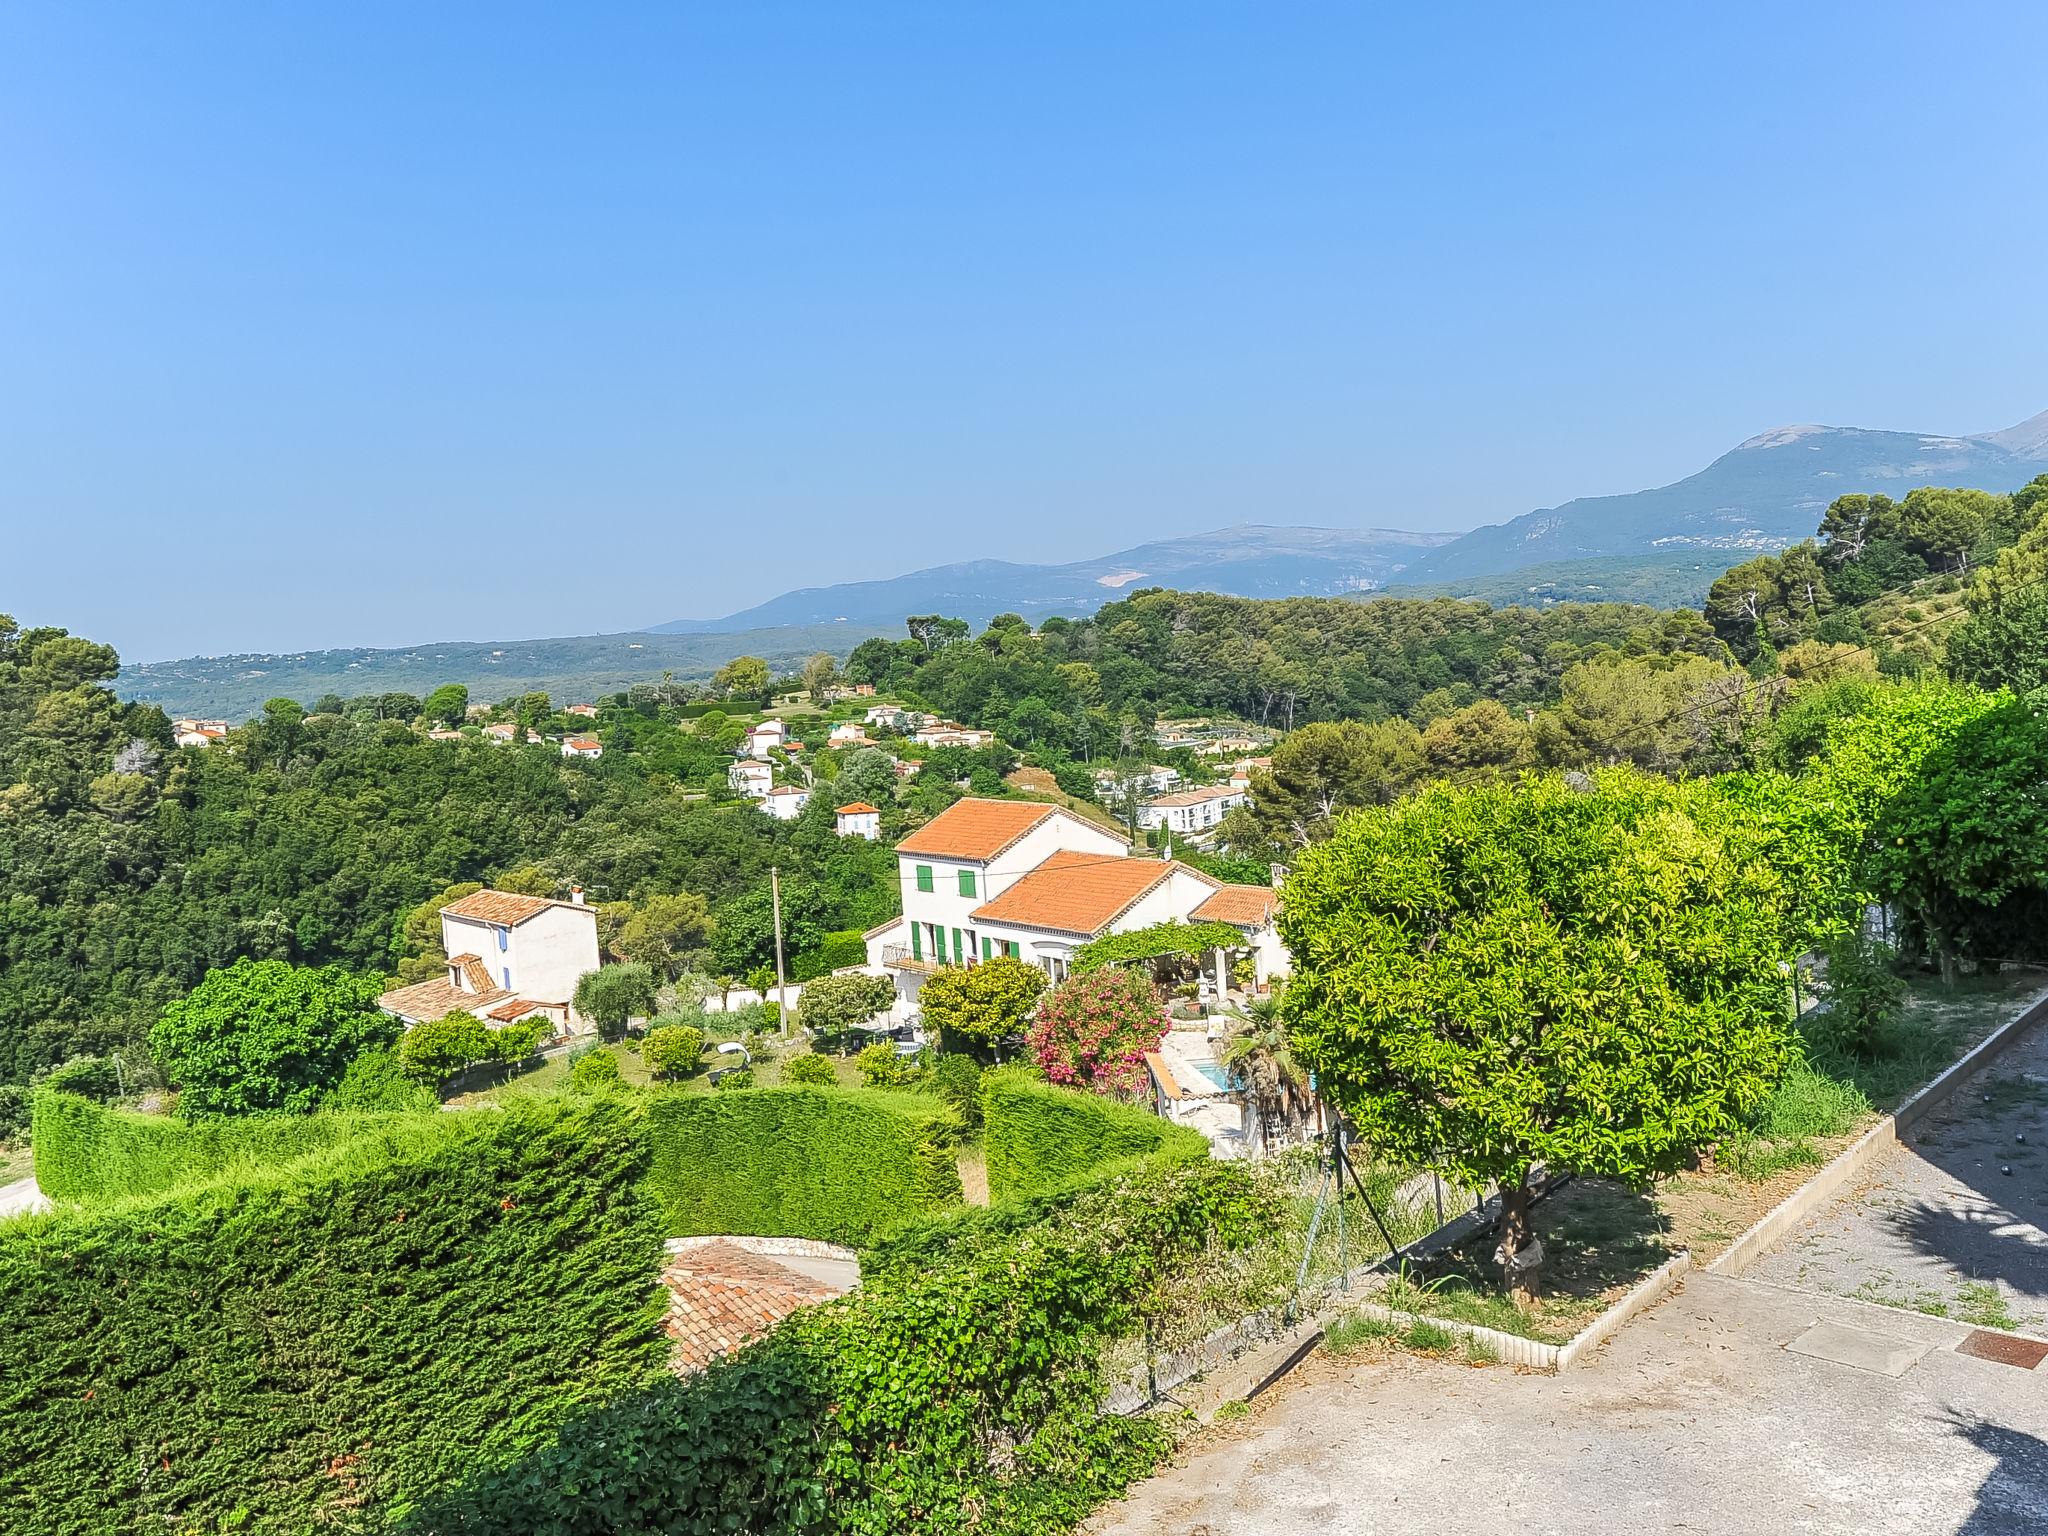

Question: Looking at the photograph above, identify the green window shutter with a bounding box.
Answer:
[957,869,976,898]
[910,923,922,961]
[952,928,963,963]
[915,864,934,893]
[1005,941,1020,959]
[981,936,992,961]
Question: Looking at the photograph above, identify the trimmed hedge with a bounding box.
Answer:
[400,1159,1275,1536]
[1,1097,666,1535]
[981,1068,1209,1204]
[644,1086,962,1245]
[31,1090,406,1205]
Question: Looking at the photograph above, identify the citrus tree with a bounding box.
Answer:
[1280,769,1793,1297]
[918,956,1046,1057]
[396,1011,494,1085]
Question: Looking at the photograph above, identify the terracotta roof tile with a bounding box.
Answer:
[441,889,590,927]
[377,976,513,1020]
[895,797,1103,862]
[662,1243,842,1376]
[835,802,879,815]
[487,999,547,1021]
[1191,884,1277,927]
[969,857,1215,938]
[1144,785,1245,808]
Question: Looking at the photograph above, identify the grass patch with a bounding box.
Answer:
[1321,1310,1395,1357]
[1211,1398,1251,1423]
[0,1142,33,1186]
[1955,1281,2019,1331]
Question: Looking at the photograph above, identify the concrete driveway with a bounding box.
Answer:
[1085,1272,2048,1536]
[0,1176,49,1220]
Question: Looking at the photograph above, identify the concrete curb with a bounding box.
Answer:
[1555,1248,1693,1370]
[1710,984,2048,1279]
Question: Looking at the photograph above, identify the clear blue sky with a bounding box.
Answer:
[5,3,2045,661]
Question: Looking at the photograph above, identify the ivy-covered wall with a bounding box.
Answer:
[643,1085,963,1245]
[0,1098,666,1536]
[31,1090,405,1204]
[981,1068,1209,1203]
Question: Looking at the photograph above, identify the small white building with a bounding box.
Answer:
[560,735,603,758]
[913,721,994,749]
[174,726,228,748]
[835,801,882,839]
[1138,785,1247,837]
[565,703,599,719]
[745,719,788,757]
[378,888,602,1036]
[762,784,811,821]
[866,705,928,731]
[484,723,519,743]
[1094,765,1182,803]
[729,759,774,799]
[830,722,872,745]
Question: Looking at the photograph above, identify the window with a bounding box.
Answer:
[496,926,508,951]
[951,927,964,963]
[1004,941,1020,959]
[981,935,992,961]
[910,923,922,961]
[957,869,977,898]
[915,864,934,893]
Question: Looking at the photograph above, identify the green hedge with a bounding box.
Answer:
[400,1159,1275,1536]
[791,929,869,982]
[1,1097,665,1535]
[31,1090,408,1205]
[981,1068,1209,1204]
[644,1086,962,1245]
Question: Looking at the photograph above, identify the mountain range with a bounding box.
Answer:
[123,407,2048,716]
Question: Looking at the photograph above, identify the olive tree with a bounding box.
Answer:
[794,971,895,1047]
[1280,769,1792,1298]
[572,963,659,1042]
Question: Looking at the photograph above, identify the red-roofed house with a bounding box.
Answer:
[560,735,603,758]
[835,802,882,840]
[378,886,601,1037]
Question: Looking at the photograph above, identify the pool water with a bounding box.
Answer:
[1191,1060,1231,1092]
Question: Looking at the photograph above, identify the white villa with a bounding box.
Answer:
[745,719,787,757]
[913,720,995,749]
[565,703,599,718]
[863,798,1287,1015]
[835,801,882,839]
[1138,784,1246,837]
[378,888,601,1036]
[729,759,774,798]
[761,784,811,820]
[560,735,603,758]
[1095,764,1182,803]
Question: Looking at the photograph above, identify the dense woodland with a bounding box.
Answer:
[5,475,2046,1088]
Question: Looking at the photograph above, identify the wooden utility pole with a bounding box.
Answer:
[770,865,789,1035]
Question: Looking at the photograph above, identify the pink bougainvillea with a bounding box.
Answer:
[1027,967,1167,1099]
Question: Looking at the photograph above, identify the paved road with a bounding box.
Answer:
[0,1176,49,1220]
[1747,1028,2048,1333]
[1085,1272,2048,1536]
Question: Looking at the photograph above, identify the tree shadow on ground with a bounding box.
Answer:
[1945,1412,2048,1536]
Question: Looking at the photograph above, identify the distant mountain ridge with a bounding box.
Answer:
[1395,409,2048,587]
[649,525,1458,634]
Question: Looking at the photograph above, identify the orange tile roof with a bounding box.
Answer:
[487,998,548,1021]
[1192,884,1277,927]
[564,736,601,749]
[459,956,498,994]
[970,857,1216,938]
[662,1242,843,1377]
[377,976,513,1021]
[894,798,1064,862]
[441,889,589,927]
[835,802,879,815]
[1144,785,1245,808]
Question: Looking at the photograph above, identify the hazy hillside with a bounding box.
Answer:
[650,524,1457,633]
[119,624,890,719]
[1381,550,1729,609]
[1398,411,2048,586]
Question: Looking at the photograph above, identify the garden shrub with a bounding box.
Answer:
[780,1052,838,1086]
[643,1024,706,1079]
[1,1098,665,1535]
[31,1091,408,1205]
[981,1068,1208,1204]
[856,1040,917,1088]
[1810,932,1907,1058]
[327,1048,439,1113]
[715,1066,757,1091]
[643,1086,962,1244]
[0,1084,27,1141]
[791,929,868,982]
[398,1011,495,1084]
[923,1052,985,1132]
[40,1055,120,1102]
[410,1158,1274,1536]
[570,1048,625,1093]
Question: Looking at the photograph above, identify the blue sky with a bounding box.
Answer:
[4,3,2045,661]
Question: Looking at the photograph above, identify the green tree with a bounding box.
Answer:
[801,652,839,702]
[917,957,1047,1056]
[711,655,771,700]
[643,1023,707,1079]
[612,892,716,979]
[396,1011,494,1085]
[150,959,396,1117]
[570,1046,625,1093]
[794,971,896,1042]
[423,683,469,728]
[1279,771,1793,1297]
[572,963,659,1042]
[1233,720,1424,854]
[835,747,899,808]
[1947,590,2048,697]
[781,1052,838,1086]
[326,1047,437,1111]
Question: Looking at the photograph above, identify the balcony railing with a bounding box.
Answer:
[880,944,942,973]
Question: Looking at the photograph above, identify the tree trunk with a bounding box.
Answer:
[1495,1170,1545,1307]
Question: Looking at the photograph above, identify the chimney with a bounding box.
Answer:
[570,885,585,905]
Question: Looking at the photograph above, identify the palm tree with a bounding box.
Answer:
[1219,993,1309,1153]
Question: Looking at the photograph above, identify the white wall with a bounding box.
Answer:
[441,904,598,1008]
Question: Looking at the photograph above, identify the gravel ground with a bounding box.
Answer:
[1084,1272,2048,1536]
[1746,1023,2048,1333]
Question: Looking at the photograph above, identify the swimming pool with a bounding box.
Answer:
[1190,1060,1231,1092]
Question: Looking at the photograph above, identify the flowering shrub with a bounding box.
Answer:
[1028,968,1167,1098]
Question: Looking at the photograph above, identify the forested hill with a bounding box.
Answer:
[845,592,1721,745]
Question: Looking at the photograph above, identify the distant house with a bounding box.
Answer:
[891,759,921,781]
[866,704,927,731]
[823,682,877,701]
[378,887,602,1036]
[745,720,788,757]
[829,722,873,746]
[427,728,464,742]
[1094,765,1181,804]
[835,802,882,840]
[1137,785,1247,837]
[560,736,603,758]
[1226,757,1271,793]
[729,759,774,799]
[483,723,519,743]
[565,703,599,719]
[913,721,994,749]
[762,784,811,821]
[173,726,228,748]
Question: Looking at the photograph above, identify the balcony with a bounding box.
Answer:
[880,944,942,974]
